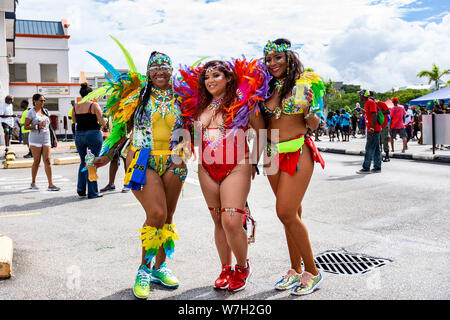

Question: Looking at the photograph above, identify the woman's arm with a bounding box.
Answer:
[249,110,266,179]
[71,106,76,124]
[94,103,106,127]
[24,118,36,131]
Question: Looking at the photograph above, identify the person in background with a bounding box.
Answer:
[390,97,407,153]
[371,92,390,162]
[20,100,33,158]
[333,109,341,141]
[412,108,419,141]
[340,108,350,142]
[359,109,366,137]
[326,111,335,142]
[403,103,414,144]
[351,110,357,138]
[23,94,60,191]
[99,132,131,193]
[72,82,106,199]
[0,95,15,158]
[356,89,382,174]
[68,100,76,139]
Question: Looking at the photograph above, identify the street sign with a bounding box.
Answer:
[37,86,70,95]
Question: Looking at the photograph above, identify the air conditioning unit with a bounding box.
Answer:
[7,54,14,64]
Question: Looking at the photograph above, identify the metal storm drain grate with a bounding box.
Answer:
[314,249,392,275]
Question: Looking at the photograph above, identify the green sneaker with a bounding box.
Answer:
[291,271,323,296]
[150,262,179,288]
[132,265,151,299]
[274,269,301,290]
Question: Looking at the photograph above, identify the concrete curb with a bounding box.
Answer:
[3,160,33,169]
[53,156,80,165]
[2,156,81,168]
[0,235,13,279]
[318,147,450,164]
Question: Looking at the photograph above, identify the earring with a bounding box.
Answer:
[286,55,290,75]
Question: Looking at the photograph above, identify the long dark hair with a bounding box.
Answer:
[265,38,304,101]
[135,51,169,121]
[194,60,237,120]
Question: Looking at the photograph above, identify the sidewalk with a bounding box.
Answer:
[314,134,450,163]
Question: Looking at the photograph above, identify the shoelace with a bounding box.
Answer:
[137,269,150,286]
[158,266,173,277]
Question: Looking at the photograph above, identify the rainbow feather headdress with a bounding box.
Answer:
[80,36,147,157]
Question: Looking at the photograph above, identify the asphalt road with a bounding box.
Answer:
[1,152,449,300]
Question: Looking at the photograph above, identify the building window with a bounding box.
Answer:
[12,98,30,112]
[9,64,27,82]
[40,64,58,82]
[43,98,59,111]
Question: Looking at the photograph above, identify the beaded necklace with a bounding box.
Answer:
[151,87,173,118]
[274,78,285,93]
[207,96,224,112]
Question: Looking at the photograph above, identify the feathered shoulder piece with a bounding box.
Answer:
[172,64,203,128]
[80,36,146,124]
[297,71,326,119]
[80,36,146,156]
[174,57,271,129]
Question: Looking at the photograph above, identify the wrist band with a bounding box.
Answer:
[304,113,314,120]
[105,153,114,161]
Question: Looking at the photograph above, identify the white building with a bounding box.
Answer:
[8,18,79,136]
[0,0,16,102]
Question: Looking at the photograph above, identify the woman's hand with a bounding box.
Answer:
[38,121,46,129]
[302,88,314,113]
[94,155,110,168]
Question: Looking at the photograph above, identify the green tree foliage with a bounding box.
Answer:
[390,89,431,105]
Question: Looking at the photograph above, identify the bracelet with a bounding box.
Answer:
[304,113,314,120]
[105,153,114,161]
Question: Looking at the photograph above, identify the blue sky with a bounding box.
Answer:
[16,0,450,91]
[396,0,449,22]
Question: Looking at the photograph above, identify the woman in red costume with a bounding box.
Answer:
[261,38,325,296]
[176,59,267,292]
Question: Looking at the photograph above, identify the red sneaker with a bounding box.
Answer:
[214,264,233,289]
[229,260,252,292]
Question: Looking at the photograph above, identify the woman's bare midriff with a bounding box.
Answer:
[267,114,308,142]
[264,92,308,142]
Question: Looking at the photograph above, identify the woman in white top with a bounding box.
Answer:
[24,94,60,191]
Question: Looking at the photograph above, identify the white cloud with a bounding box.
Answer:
[15,0,450,92]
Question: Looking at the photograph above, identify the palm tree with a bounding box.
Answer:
[417,64,449,91]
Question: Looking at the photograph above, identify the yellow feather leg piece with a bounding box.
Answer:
[139,226,166,251]
[161,223,179,241]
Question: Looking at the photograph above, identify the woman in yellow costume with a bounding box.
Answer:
[84,37,192,299]
[261,38,325,296]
